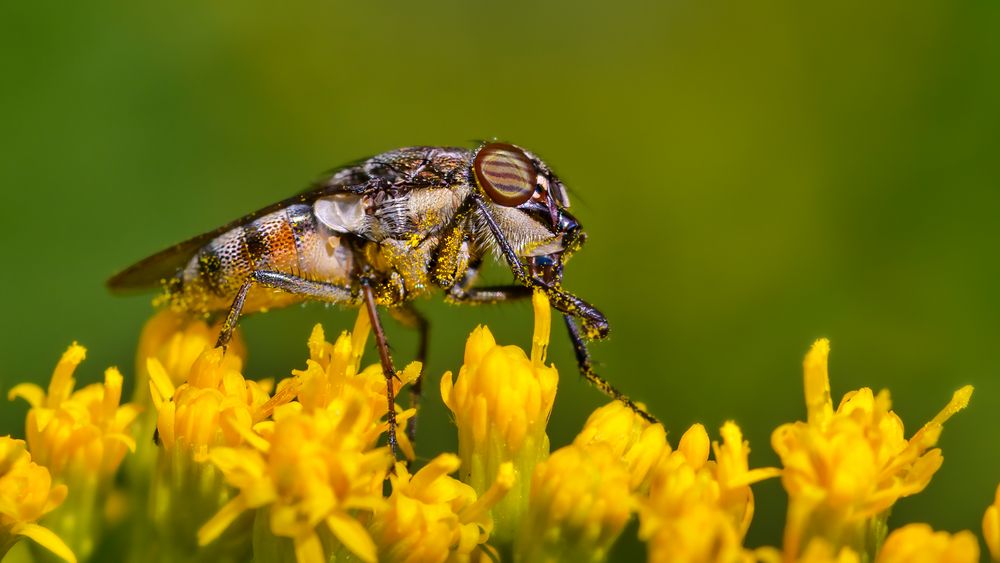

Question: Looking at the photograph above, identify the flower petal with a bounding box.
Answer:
[326,511,377,563]
[14,523,77,563]
[7,383,45,408]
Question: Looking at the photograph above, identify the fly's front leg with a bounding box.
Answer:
[215,270,356,349]
[473,195,608,337]
[471,195,655,422]
[388,304,428,444]
[537,283,609,340]
[360,278,401,458]
[563,315,658,425]
[449,282,657,425]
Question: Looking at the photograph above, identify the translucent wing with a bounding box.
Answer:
[107,166,375,293]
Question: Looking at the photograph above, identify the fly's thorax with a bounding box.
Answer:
[407,185,470,234]
[313,184,470,243]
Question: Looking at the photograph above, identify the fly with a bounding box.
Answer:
[108,142,657,455]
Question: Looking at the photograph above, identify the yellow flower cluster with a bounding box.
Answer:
[0,293,995,563]
[8,344,140,561]
[772,339,974,560]
[441,292,778,562]
[0,436,74,563]
[371,454,513,562]
[637,422,780,562]
[9,344,139,479]
[439,292,558,543]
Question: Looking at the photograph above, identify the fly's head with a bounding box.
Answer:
[471,142,584,287]
[471,142,608,340]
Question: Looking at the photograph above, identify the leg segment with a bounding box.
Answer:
[388,304,429,443]
[564,314,657,424]
[215,270,355,349]
[450,282,658,424]
[448,284,533,304]
[360,278,401,458]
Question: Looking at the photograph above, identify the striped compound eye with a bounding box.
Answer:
[473,143,537,207]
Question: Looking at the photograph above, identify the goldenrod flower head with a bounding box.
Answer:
[876,523,979,563]
[128,310,249,504]
[985,483,1000,562]
[136,308,246,396]
[145,346,270,561]
[515,443,631,563]
[149,346,270,459]
[199,392,394,563]
[0,436,75,563]
[638,422,776,562]
[372,454,513,562]
[292,309,421,459]
[640,452,750,563]
[573,400,669,492]
[772,339,974,560]
[440,290,558,543]
[8,344,140,479]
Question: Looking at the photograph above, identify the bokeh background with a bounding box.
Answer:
[1,0,997,557]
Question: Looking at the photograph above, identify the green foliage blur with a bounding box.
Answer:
[1,0,997,557]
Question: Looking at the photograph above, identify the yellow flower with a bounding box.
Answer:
[198,392,394,563]
[146,344,273,561]
[756,538,862,563]
[771,339,973,561]
[291,309,421,459]
[135,309,247,403]
[638,423,777,563]
[515,443,631,563]
[148,346,270,459]
[876,523,979,563]
[0,436,75,563]
[573,400,669,492]
[8,344,140,479]
[985,483,1000,562]
[371,454,514,562]
[440,289,558,544]
[8,344,140,561]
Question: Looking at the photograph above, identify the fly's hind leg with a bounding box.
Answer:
[215,270,355,349]
[388,304,429,444]
[216,270,402,458]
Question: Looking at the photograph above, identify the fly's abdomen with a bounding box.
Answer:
[170,204,353,314]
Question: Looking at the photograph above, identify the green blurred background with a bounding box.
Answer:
[1,0,997,557]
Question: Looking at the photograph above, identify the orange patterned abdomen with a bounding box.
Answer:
[171,203,354,314]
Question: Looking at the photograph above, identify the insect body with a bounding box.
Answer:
[109,142,655,454]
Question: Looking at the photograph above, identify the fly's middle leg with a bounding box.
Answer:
[215,270,355,349]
